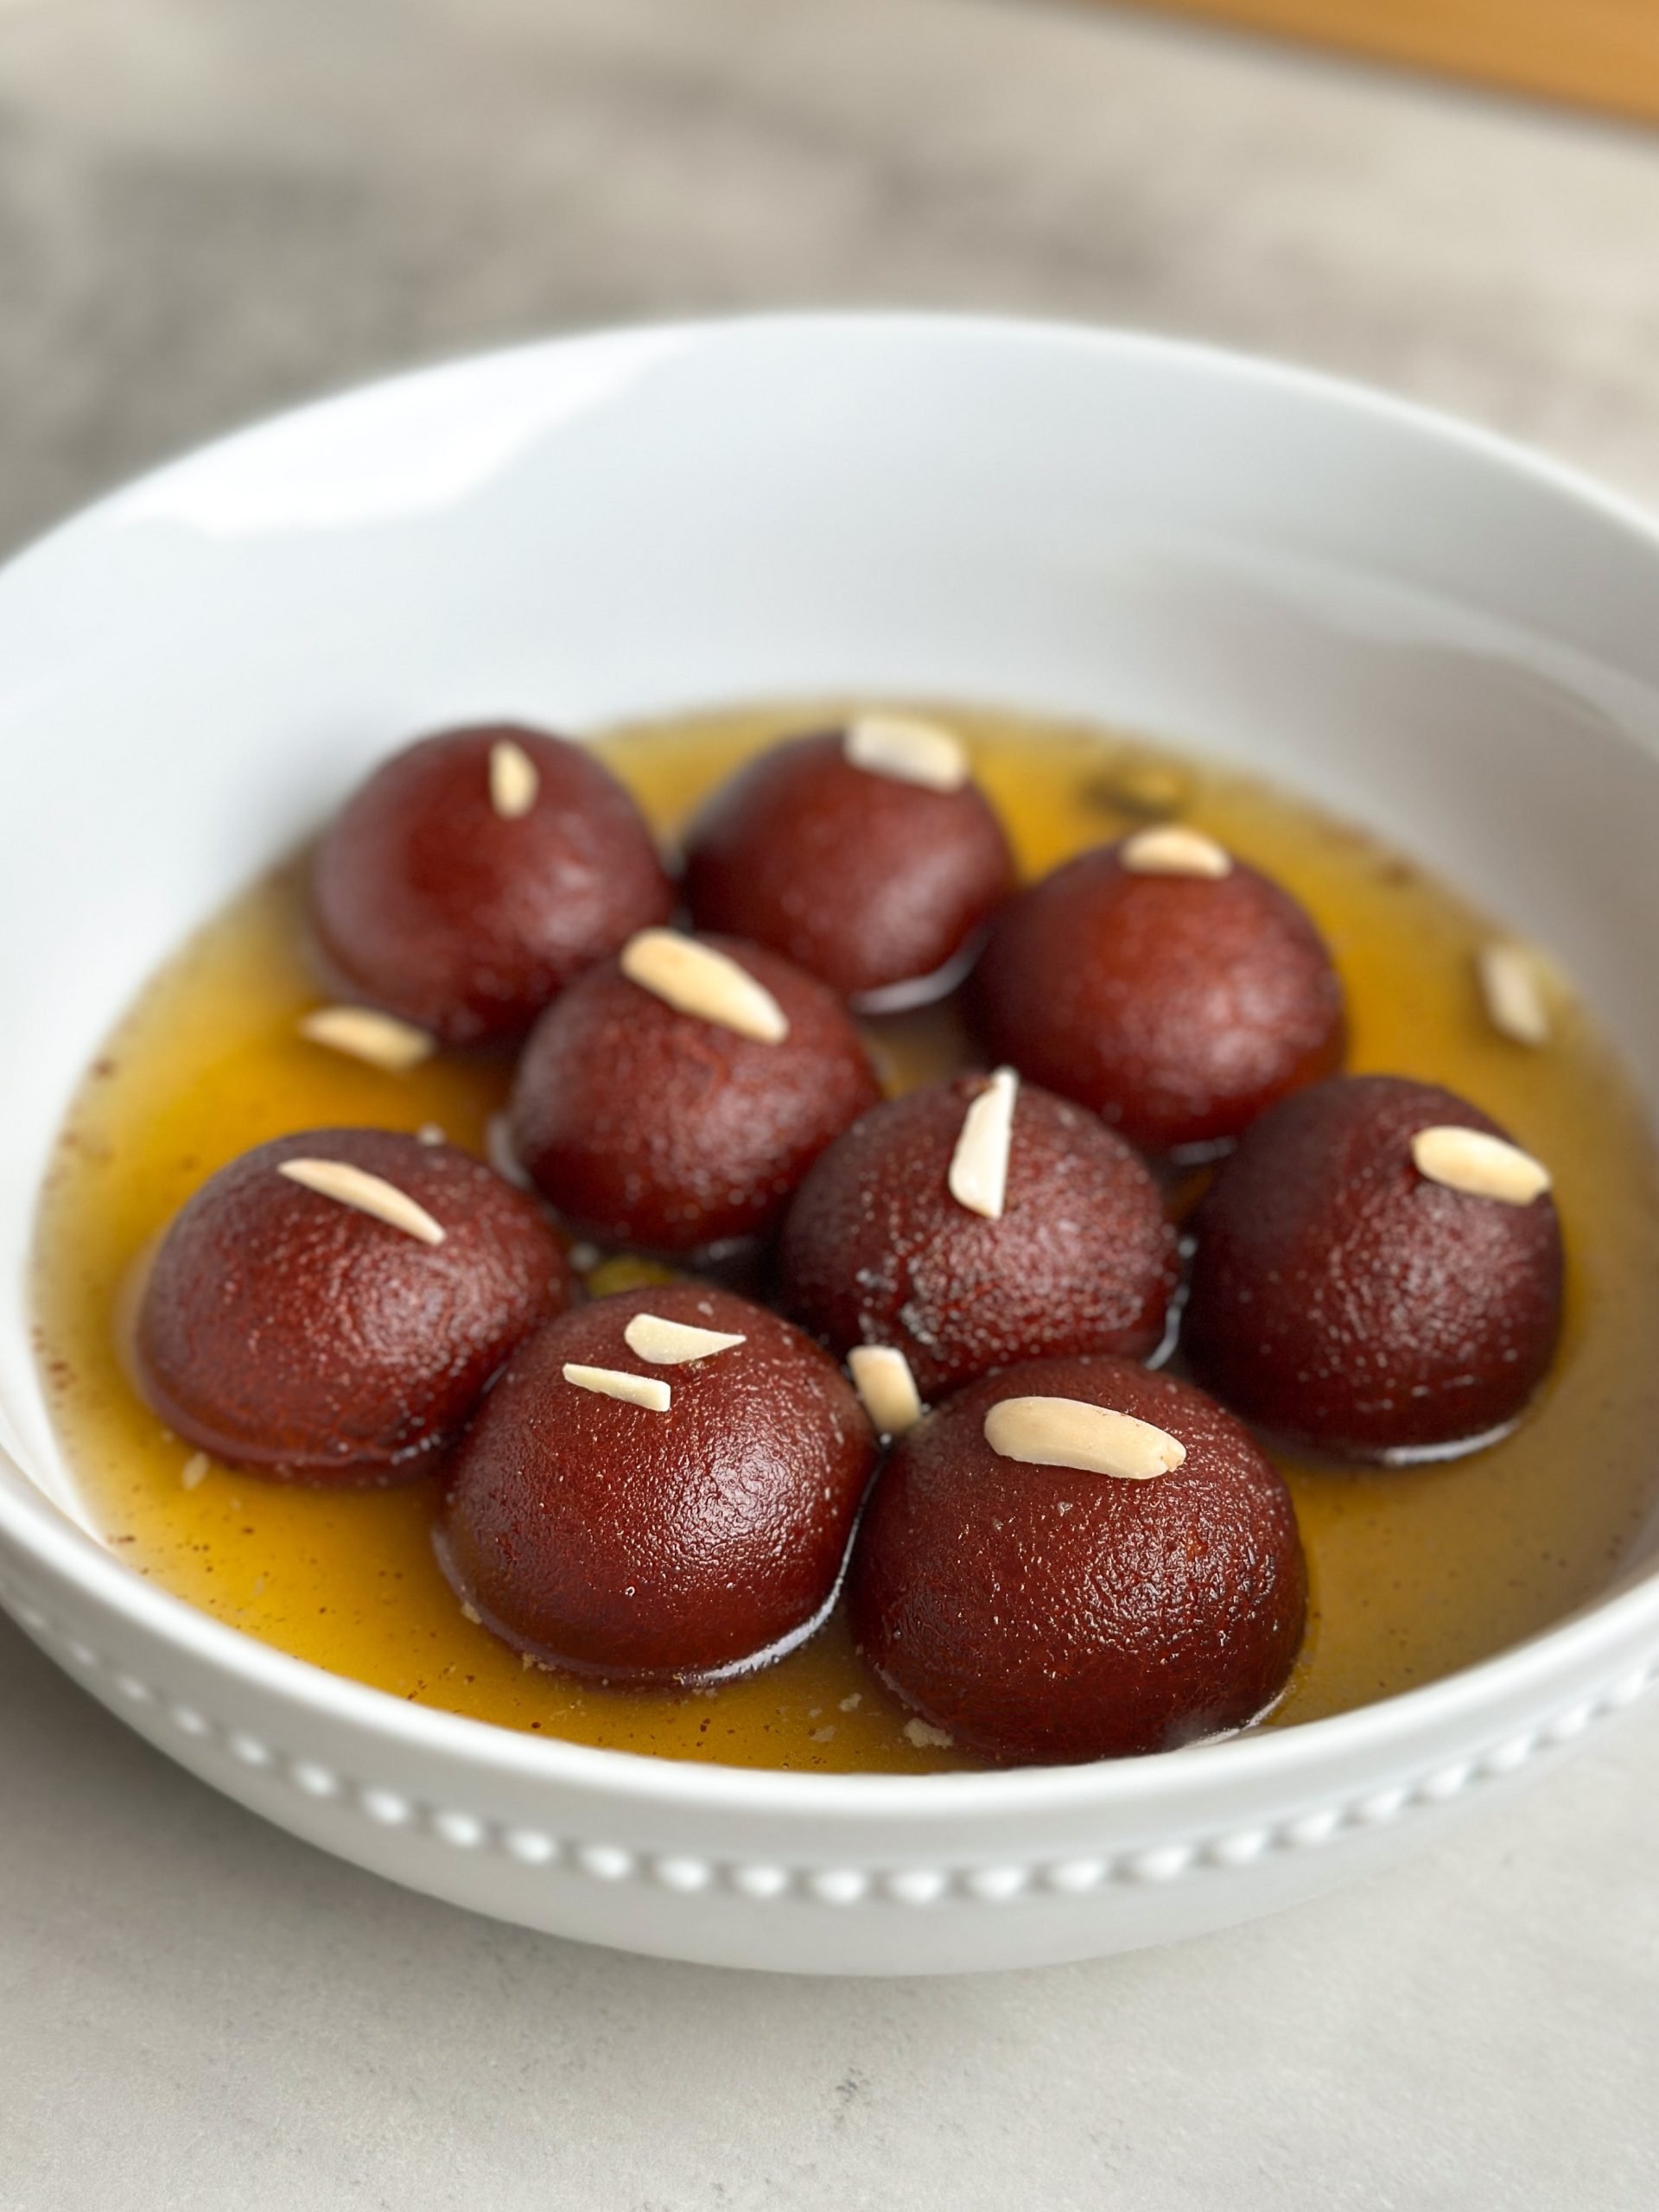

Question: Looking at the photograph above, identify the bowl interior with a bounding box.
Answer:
[6,314,1659,1617]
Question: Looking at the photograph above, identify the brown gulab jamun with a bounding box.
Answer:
[310,724,675,1047]
[973,825,1345,1154]
[133,1128,572,1483]
[682,719,1015,1003]
[509,929,882,1255]
[1182,1073,1564,1461]
[779,1070,1177,1397]
[848,1354,1306,1764]
[435,1284,878,1683]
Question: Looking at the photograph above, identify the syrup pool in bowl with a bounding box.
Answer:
[30,703,1659,1773]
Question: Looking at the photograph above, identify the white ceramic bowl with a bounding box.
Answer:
[5,315,1659,1975]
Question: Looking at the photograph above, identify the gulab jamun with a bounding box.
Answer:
[509,930,882,1255]
[973,826,1345,1154]
[779,1071,1177,1397]
[681,720,1015,1003]
[435,1284,878,1682]
[1182,1074,1564,1461]
[310,724,674,1047]
[133,1128,572,1482]
[848,1354,1306,1764]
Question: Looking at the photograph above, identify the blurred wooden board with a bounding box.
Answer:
[1129,2,1659,124]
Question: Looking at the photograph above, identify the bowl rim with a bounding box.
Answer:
[6,307,1659,1819]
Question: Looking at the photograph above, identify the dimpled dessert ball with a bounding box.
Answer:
[848,1354,1306,1764]
[134,1128,572,1483]
[310,723,675,1047]
[779,1070,1177,1399]
[1182,1074,1564,1461]
[973,825,1345,1155]
[436,1284,879,1682]
[509,929,882,1255]
[682,718,1015,1001]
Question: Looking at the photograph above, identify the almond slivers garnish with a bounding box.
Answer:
[620,930,789,1043]
[624,1313,747,1366]
[1120,824,1232,879]
[984,1396,1185,1480]
[1410,1126,1551,1206]
[844,714,969,792]
[849,1344,925,1436]
[1476,944,1550,1047]
[297,1005,435,1071]
[562,1363,671,1412]
[489,737,539,819]
[948,1066,1018,1220]
[277,1158,447,1245]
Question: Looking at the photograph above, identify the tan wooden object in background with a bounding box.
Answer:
[1131,1,1659,124]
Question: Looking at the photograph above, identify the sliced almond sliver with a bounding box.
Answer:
[984,1396,1185,1481]
[620,930,789,1043]
[1476,944,1550,1047]
[297,1005,435,1072]
[277,1158,446,1245]
[1410,1126,1551,1206]
[563,1362,671,1412]
[849,1345,925,1437]
[1120,824,1232,879]
[624,1313,747,1366]
[948,1066,1018,1220]
[181,1452,210,1491]
[489,736,539,819]
[843,713,969,793]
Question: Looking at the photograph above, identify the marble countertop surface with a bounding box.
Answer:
[3,3,1658,2204]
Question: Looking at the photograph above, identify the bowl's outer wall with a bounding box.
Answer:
[2,1528,1645,1973]
[4,318,1659,1971]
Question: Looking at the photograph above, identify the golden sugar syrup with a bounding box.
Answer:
[31,705,1659,1770]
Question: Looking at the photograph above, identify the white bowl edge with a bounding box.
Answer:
[3,315,1659,1969]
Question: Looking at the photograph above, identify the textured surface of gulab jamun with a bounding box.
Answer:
[509,934,882,1255]
[1182,1074,1565,1460]
[848,1354,1306,1764]
[973,838,1345,1154]
[682,729,1014,1000]
[436,1284,878,1682]
[310,724,674,1046]
[133,1128,572,1482]
[779,1073,1177,1396]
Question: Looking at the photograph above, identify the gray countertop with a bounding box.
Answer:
[4,3,1659,2204]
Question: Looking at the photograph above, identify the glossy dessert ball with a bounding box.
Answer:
[1182,1075,1564,1461]
[973,830,1345,1154]
[779,1072,1177,1397]
[134,1128,572,1483]
[682,722,1015,1001]
[849,1354,1306,1764]
[310,724,674,1047]
[509,931,882,1255]
[436,1284,878,1682]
